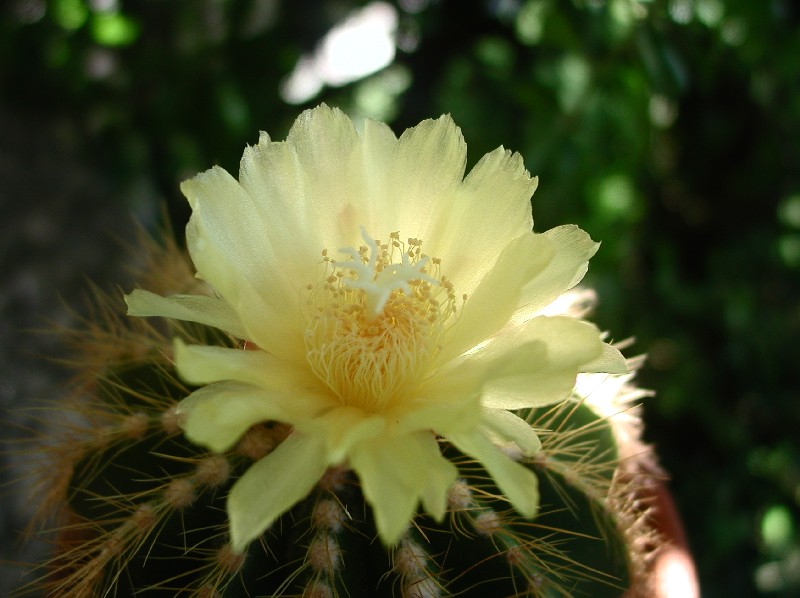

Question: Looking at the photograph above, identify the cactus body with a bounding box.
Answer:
[25,300,647,598]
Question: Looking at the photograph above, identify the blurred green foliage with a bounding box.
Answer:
[2,0,799,596]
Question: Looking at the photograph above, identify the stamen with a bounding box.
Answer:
[304,228,458,413]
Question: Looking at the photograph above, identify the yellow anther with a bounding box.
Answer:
[304,227,459,413]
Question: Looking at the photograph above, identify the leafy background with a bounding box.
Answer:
[1,0,799,596]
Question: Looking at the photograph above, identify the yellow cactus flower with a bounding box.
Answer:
[125,105,626,553]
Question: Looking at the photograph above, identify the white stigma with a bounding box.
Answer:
[338,226,437,319]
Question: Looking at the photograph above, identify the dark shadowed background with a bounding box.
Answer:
[1,1,799,596]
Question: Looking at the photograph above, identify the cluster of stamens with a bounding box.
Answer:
[304,227,460,413]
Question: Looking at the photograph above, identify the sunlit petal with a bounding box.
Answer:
[125,289,247,339]
[296,406,385,464]
[174,339,326,395]
[581,342,628,374]
[380,115,466,238]
[433,147,537,294]
[476,317,608,409]
[515,224,599,319]
[177,381,325,452]
[447,430,539,517]
[482,409,542,457]
[436,233,555,364]
[350,431,456,543]
[182,170,307,360]
[228,432,328,552]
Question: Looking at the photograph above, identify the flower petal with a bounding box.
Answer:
[430,147,537,295]
[175,339,336,452]
[476,317,606,410]
[124,289,247,339]
[580,342,628,374]
[177,381,308,452]
[350,431,456,544]
[416,435,459,522]
[181,167,306,360]
[354,118,399,228]
[295,406,385,464]
[482,409,542,457]
[447,430,539,518]
[436,232,555,364]
[228,432,328,553]
[349,442,421,544]
[237,137,323,288]
[515,224,599,319]
[241,105,365,249]
[389,384,483,438]
[174,339,314,389]
[379,115,467,239]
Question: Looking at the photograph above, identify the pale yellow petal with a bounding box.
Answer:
[379,115,467,240]
[580,342,628,374]
[482,409,542,457]
[181,168,306,360]
[287,104,360,177]
[436,232,555,365]
[348,431,456,543]
[428,147,537,295]
[388,389,482,438]
[284,104,369,244]
[355,118,399,229]
[173,340,332,405]
[482,359,577,409]
[493,315,605,367]
[238,109,403,295]
[177,381,320,452]
[295,406,385,464]
[237,115,399,298]
[447,430,540,518]
[238,136,322,284]
[477,317,606,409]
[239,107,417,246]
[515,225,599,319]
[349,437,425,544]
[124,289,247,339]
[181,167,269,294]
[460,147,535,231]
[228,432,328,553]
[415,435,459,522]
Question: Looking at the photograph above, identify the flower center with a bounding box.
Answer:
[304,227,458,413]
